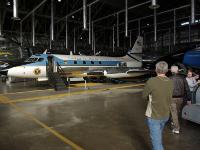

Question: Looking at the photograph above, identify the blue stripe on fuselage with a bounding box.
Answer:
[57,60,121,66]
[25,60,121,66]
[24,55,122,67]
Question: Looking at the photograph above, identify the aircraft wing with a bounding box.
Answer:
[126,68,150,74]
[84,68,151,78]
[85,71,104,76]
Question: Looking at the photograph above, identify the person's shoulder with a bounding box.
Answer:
[165,78,173,87]
[177,74,185,78]
[169,79,173,85]
[146,77,157,84]
[164,77,173,84]
[192,77,196,80]
[148,77,157,81]
[169,75,175,80]
[165,76,173,81]
[174,75,184,81]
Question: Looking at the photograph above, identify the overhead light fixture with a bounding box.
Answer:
[58,0,61,2]
[7,1,11,6]
[196,19,200,23]
[181,19,200,26]
[149,0,160,9]
[11,0,20,20]
[72,15,75,19]
[181,22,189,26]
[147,23,150,26]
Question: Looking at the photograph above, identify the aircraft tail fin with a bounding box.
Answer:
[43,49,48,54]
[131,36,143,54]
[123,36,143,61]
[70,51,73,55]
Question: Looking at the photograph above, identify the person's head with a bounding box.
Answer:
[155,61,168,75]
[187,69,193,78]
[171,66,179,74]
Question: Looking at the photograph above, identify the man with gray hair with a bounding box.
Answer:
[143,61,173,150]
[169,65,191,134]
[171,66,179,74]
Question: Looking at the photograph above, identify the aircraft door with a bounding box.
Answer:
[119,62,127,67]
[47,56,54,73]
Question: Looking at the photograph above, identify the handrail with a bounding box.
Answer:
[56,62,68,86]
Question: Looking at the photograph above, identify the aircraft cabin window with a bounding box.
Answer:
[119,62,126,67]
[33,58,38,62]
[26,58,38,62]
[83,61,86,64]
[64,60,67,64]
[91,61,94,64]
[25,58,29,62]
[99,61,102,64]
[38,58,44,62]
[74,61,77,64]
[25,58,30,62]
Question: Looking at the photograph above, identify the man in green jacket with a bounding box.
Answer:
[143,61,173,150]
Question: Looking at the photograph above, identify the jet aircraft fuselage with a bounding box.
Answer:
[1,36,149,81]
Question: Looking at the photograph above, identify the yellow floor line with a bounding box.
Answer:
[4,83,102,95]
[0,95,84,150]
[70,83,103,87]
[4,88,53,95]
[0,84,144,104]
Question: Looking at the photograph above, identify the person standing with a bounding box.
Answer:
[186,69,200,103]
[169,66,191,134]
[143,61,173,150]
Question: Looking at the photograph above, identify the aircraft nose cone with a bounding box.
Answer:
[0,70,8,76]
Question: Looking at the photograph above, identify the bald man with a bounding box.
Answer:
[169,66,191,134]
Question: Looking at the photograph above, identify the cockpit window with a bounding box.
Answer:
[25,57,43,63]
[38,58,44,62]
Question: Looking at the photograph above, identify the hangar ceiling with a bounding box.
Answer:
[1,0,196,31]
[0,0,200,55]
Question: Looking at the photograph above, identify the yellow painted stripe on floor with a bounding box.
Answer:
[0,95,84,150]
[4,88,53,95]
[0,84,144,104]
[5,83,102,95]
[70,83,103,87]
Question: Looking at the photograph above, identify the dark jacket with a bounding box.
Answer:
[169,74,191,101]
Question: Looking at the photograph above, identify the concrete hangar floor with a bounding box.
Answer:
[0,79,199,150]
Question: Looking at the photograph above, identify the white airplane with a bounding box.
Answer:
[0,36,150,81]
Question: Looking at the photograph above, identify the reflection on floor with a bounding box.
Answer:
[0,80,199,150]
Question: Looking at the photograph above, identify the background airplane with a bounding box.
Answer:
[0,36,36,72]
[183,48,200,70]
[0,36,150,82]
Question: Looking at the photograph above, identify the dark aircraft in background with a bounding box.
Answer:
[0,36,46,72]
[183,48,200,70]
[142,47,200,75]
